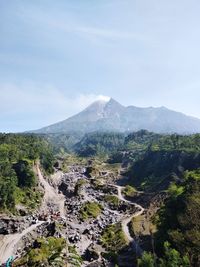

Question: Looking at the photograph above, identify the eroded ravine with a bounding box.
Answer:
[37,165,65,217]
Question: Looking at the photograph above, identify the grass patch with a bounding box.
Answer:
[80,201,103,220]
[123,185,136,197]
[14,237,67,267]
[14,187,43,211]
[103,163,121,172]
[130,215,157,236]
[101,223,128,252]
[68,246,83,267]
[91,178,104,187]
[62,154,88,166]
[104,194,120,209]
[76,179,87,187]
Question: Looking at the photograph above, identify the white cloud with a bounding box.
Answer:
[0,82,110,131]
[17,6,146,44]
[77,26,144,41]
[74,94,110,110]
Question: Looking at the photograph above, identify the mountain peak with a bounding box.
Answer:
[34,98,200,134]
[84,98,108,113]
[108,97,121,104]
[106,98,125,109]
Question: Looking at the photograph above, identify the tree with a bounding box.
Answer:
[0,164,17,209]
[138,252,155,267]
[13,160,36,188]
[159,242,190,267]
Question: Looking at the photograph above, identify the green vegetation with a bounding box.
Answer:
[74,179,88,195]
[0,133,54,212]
[101,223,128,253]
[125,130,161,151]
[155,170,200,266]
[13,237,67,267]
[80,201,103,220]
[129,149,200,191]
[67,246,83,267]
[138,242,190,267]
[125,130,200,153]
[43,132,82,154]
[123,185,136,197]
[74,132,125,157]
[44,130,200,160]
[138,252,155,267]
[1,130,200,266]
[167,183,184,199]
[59,154,88,169]
[104,194,120,209]
[130,214,156,238]
[123,131,200,191]
[14,187,43,210]
[85,165,100,178]
[101,162,121,172]
[13,160,36,187]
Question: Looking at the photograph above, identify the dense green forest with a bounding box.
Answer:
[74,132,125,157]
[155,170,200,266]
[0,134,54,212]
[125,130,200,152]
[40,132,82,154]
[138,170,200,267]
[50,129,200,159]
[124,131,200,191]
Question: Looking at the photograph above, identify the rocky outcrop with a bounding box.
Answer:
[0,218,24,234]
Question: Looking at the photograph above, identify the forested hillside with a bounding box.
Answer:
[0,134,54,212]
[155,170,200,266]
[74,132,125,157]
[125,131,200,191]
[138,170,200,267]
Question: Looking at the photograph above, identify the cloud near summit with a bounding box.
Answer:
[0,82,110,132]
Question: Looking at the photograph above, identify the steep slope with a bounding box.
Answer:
[34,98,200,134]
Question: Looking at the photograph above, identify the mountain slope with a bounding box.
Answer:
[34,98,200,134]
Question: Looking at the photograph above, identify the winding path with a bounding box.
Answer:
[0,165,66,264]
[108,184,144,255]
[0,221,45,264]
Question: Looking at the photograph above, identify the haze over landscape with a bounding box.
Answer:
[1,0,200,132]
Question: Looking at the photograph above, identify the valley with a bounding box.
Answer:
[0,159,146,266]
[0,131,199,266]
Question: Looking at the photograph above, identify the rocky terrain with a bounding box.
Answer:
[0,160,155,267]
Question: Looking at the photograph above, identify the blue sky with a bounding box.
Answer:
[1,0,200,132]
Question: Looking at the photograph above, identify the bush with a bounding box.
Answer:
[80,201,103,220]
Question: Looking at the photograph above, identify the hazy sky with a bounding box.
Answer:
[1,0,200,132]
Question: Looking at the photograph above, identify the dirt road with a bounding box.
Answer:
[0,165,65,264]
[0,221,45,264]
[108,184,144,255]
[37,165,65,217]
